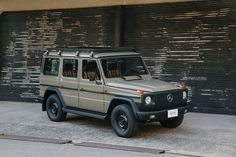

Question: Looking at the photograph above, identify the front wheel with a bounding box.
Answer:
[46,94,67,122]
[111,104,138,138]
[160,115,184,128]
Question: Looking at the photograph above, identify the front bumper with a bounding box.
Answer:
[136,104,190,122]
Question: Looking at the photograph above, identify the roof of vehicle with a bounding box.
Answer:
[43,47,140,58]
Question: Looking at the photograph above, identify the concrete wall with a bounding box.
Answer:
[0,0,199,11]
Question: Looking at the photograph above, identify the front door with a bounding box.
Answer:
[79,59,104,113]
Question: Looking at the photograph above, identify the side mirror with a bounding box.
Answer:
[95,80,102,85]
[148,67,154,75]
[89,75,102,85]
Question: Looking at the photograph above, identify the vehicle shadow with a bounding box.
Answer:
[66,114,172,138]
[137,123,171,138]
[66,114,111,129]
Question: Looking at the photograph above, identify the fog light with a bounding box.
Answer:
[145,96,152,105]
[150,115,156,119]
[183,91,187,100]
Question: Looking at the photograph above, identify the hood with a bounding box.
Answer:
[106,78,179,93]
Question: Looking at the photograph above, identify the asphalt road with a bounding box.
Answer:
[0,101,235,157]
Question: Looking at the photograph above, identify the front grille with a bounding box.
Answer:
[141,89,187,111]
[155,90,182,106]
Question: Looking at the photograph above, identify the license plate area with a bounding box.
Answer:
[167,109,178,118]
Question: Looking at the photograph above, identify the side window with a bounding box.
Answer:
[63,59,78,78]
[82,60,101,80]
[43,58,59,76]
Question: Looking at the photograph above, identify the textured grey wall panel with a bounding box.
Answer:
[123,0,236,114]
[0,8,115,101]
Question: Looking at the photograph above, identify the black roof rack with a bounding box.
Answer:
[45,47,136,53]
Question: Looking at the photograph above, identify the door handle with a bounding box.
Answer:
[80,88,85,91]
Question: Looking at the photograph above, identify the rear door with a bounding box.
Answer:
[60,58,79,107]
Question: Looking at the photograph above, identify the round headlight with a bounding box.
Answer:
[183,91,187,100]
[145,96,152,105]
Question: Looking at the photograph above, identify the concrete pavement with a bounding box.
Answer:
[0,139,178,157]
[0,101,235,157]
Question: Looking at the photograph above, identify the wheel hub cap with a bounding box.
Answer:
[51,103,58,115]
[118,114,128,129]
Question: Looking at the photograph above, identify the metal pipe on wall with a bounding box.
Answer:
[114,6,122,47]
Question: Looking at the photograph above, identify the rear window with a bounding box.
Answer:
[43,58,60,76]
[63,59,78,78]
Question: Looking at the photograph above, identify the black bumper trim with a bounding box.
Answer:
[136,105,190,122]
[37,97,43,103]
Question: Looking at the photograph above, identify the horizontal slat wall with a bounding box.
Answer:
[0,8,115,101]
[123,0,236,114]
[0,0,236,115]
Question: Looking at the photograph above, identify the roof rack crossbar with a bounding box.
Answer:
[45,47,136,54]
[89,50,94,58]
[75,51,80,56]
[43,50,49,56]
[57,50,62,56]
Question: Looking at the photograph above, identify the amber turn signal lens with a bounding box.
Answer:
[136,89,144,94]
[177,82,186,89]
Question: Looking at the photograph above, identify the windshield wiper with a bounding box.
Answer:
[121,76,127,80]
[137,75,143,79]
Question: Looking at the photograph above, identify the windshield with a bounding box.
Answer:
[101,56,148,78]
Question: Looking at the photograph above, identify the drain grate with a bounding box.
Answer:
[0,134,72,144]
[75,142,165,154]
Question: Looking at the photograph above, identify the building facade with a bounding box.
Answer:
[0,0,236,114]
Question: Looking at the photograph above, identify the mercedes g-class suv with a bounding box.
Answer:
[39,47,190,138]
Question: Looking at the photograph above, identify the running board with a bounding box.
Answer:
[63,106,107,119]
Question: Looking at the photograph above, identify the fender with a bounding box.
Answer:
[42,87,66,110]
[107,96,139,119]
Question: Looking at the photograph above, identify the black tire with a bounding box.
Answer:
[160,115,184,128]
[46,94,67,122]
[111,104,138,138]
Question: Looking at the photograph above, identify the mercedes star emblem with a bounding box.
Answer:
[167,93,173,102]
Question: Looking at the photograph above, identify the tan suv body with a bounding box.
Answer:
[39,47,190,137]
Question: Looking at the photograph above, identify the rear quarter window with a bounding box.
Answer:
[43,58,60,76]
[63,59,78,78]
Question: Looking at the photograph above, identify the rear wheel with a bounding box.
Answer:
[46,94,67,122]
[160,115,184,128]
[111,104,138,138]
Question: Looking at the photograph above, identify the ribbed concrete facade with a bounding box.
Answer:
[0,0,235,115]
